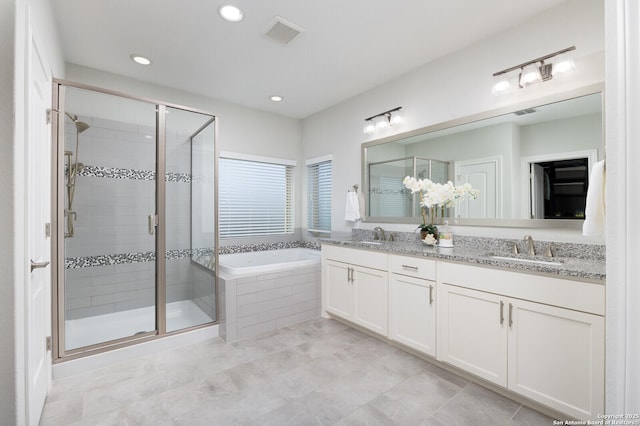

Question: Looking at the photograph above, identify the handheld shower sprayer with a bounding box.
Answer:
[64,111,90,238]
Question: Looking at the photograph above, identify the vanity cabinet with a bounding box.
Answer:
[322,245,388,335]
[389,255,437,356]
[437,263,605,420]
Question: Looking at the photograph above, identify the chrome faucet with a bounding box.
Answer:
[373,226,386,241]
[523,235,535,256]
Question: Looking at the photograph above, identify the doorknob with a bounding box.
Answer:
[30,260,50,273]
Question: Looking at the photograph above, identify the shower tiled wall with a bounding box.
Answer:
[64,116,214,321]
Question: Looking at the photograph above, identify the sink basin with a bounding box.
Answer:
[487,254,564,267]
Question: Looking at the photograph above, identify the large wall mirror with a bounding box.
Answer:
[362,85,604,228]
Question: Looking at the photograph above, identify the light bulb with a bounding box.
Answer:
[520,63,542,87]
[389,110,404,126]
[492,74,511,95]
[363,120,375,135]
[375,115,389,130]
[552,52,575,76]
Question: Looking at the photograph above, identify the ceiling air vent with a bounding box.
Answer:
[264,16,304,45]
[514,108,537,116]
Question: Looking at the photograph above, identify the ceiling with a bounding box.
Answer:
[51,0,568,119]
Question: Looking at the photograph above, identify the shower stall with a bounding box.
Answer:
[368,156,450,218]
[52,81,218,359]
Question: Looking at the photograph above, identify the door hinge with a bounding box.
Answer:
[45,222,51,238]
[46,336,52,352]
[46,108,59,124]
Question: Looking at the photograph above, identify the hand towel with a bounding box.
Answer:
[582,160,606,237]
[345,191,361,221]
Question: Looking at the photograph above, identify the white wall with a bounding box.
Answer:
[64,65,304,239]
[3,0,64,423]
[65,64,301,162]
[302,0,604,243]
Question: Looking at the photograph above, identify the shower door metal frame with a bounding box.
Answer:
[51,79,219,362]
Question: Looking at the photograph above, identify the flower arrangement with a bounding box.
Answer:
[402,176,479,236]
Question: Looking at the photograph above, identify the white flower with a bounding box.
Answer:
[403,175,480,209]
[402,176,422,193]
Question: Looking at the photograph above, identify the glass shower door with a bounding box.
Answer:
[61,86,158,352]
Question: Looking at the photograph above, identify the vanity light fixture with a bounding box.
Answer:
[363,106,403,135]
[492,46,576,95]
[130,54,151,65]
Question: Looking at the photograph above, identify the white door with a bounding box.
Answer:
[530,164,545,219]
[389,274,436,356]
[437,284,508,386]
[507,299,604,419]
[455,157,500,218]
[353,266,388,335]
[324,260,353,320]
[26,34,52,425]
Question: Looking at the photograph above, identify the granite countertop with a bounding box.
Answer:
[320,236,606,283]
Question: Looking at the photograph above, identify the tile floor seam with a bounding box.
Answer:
[41,318,555,426]
[505,404,523,425]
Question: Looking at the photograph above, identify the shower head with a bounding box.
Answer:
[65,111,90,134]
[75,121,90,134]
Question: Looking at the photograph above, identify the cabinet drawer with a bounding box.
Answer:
[390,254,436,280]
[439,262,605,316]
[322,244,388,271]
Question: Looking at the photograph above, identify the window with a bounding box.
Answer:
[307,156,332,235]
[219,154,294,237]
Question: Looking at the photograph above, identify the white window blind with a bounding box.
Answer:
[219,157,294,237]
[379,176,408,216]
[307,159,332,234]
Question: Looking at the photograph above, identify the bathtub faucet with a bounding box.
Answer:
[373,227,386,241]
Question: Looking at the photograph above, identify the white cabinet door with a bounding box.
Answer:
[353,266,388,336]
[438,284,508,386]
[389,274,436,356]
[325,260,353,321]
[508,299,604,419]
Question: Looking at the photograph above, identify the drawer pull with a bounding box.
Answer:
[428,284,434,305]
[401,264,418,271]
[500,300,504,325]
[347,267,354,283]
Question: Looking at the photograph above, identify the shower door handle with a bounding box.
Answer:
[148,214,158,235]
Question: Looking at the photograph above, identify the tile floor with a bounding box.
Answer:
[40,318,556,425]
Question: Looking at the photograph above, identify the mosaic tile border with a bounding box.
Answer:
[69,165,192,183]
[65,241,321,269]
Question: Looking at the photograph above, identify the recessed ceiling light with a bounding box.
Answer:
[130,54,151,65]
[270,95,283,102]
[218,5,244,22]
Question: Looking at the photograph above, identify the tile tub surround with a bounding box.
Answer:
[220,263,321,342]
[341,230,606,281]
[40,318,556,425]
